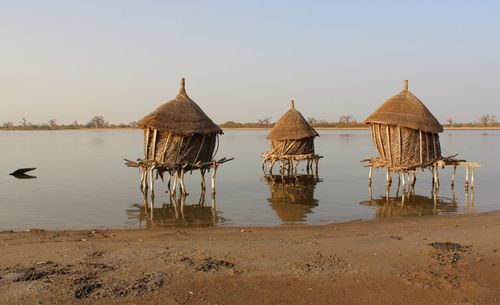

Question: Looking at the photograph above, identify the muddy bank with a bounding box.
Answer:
[1,212,500,305]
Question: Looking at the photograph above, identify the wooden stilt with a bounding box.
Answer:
[465,166,470,190]
[471,167,475,189]
[211,163,218,194]
[179,169,187,195]
[201,170,206,191]
[149,168,154,194]
[368,166,373,185]
[386,170,392,186]
[171,171,178,195]
[451,165,457,187]
[396,173,401,197]
[401,172,406,192]
[435,165,439,190]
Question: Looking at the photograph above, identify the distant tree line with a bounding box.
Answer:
[219,115,366,128]
[2,114,499,130]
[1,116,136,130]
[220,114,499,129]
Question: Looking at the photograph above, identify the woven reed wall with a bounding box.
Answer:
[269,137,315,156]
[369,123,441,167]
[144,128,217,164]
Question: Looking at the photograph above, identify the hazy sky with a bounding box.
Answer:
[1,1,499,125]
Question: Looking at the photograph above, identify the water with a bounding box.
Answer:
[0,129,498,230]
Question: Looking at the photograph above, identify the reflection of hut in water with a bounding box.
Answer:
[262,100,321,175]
[125,78,232,195]
[362,80,480,190]
[360,194,458,218]
[265,174,321,222]
[126,195,224,227]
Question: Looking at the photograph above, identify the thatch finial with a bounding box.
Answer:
[290,99,295,109]
[178,78,187,96]
[403,80,409,91]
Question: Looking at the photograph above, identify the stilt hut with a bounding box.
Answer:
[125,78,232,195]
[262,100,321,175]
[364,80,443,170]
[362,80,480,191]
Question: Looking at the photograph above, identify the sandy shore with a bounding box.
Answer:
[1,213,500,305]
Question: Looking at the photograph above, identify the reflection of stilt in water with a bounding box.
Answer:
[364,185,457,218]
[264,174,321,222]
[127,189,223,227]
[465,187,476,211]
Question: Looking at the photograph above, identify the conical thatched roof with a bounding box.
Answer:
[364,80,443,133]
[137,78,222,136]
[267,100,319,140]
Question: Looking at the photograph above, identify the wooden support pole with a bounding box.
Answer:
[471,167,475,189]
[179,169,187,195]
[465,166,470,190]
[451,165,457,187]
[201,169,206,191]
[314,157,319,176]
[211,163,218,194]
[171,171,178,196]
[368,166,373,185]
[396,173,401,197]
[401,172,406,192]
[149,168,154,195]
[435,165,439,190]
[386,170,392,186]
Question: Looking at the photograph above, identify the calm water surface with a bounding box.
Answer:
[0,130,498,229]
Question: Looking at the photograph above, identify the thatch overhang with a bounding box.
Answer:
[137,78,223,136]
[267,100,319,141]
[363,80,443,133]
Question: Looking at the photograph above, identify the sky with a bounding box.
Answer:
[1,0,499,125]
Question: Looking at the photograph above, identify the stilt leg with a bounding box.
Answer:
[435,166,440,190]
[465,166,470,191]
[368,166,373,186]
[201,170,206,192]
[211,164,218,194]
[451,165,457,187]
[149,169,154,195]
[471,167,475,189]
[386,170,392,187]
[396,173,401,197]
[179,169,188,195]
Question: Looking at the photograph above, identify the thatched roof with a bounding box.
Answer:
[364,80,443,133]
[137,78,222,135]
[267,100,319,141]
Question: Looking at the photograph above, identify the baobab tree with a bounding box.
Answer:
[478,114,496,126]
[87,115,108,128]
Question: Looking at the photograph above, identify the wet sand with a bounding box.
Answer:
[1,212,500,305]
